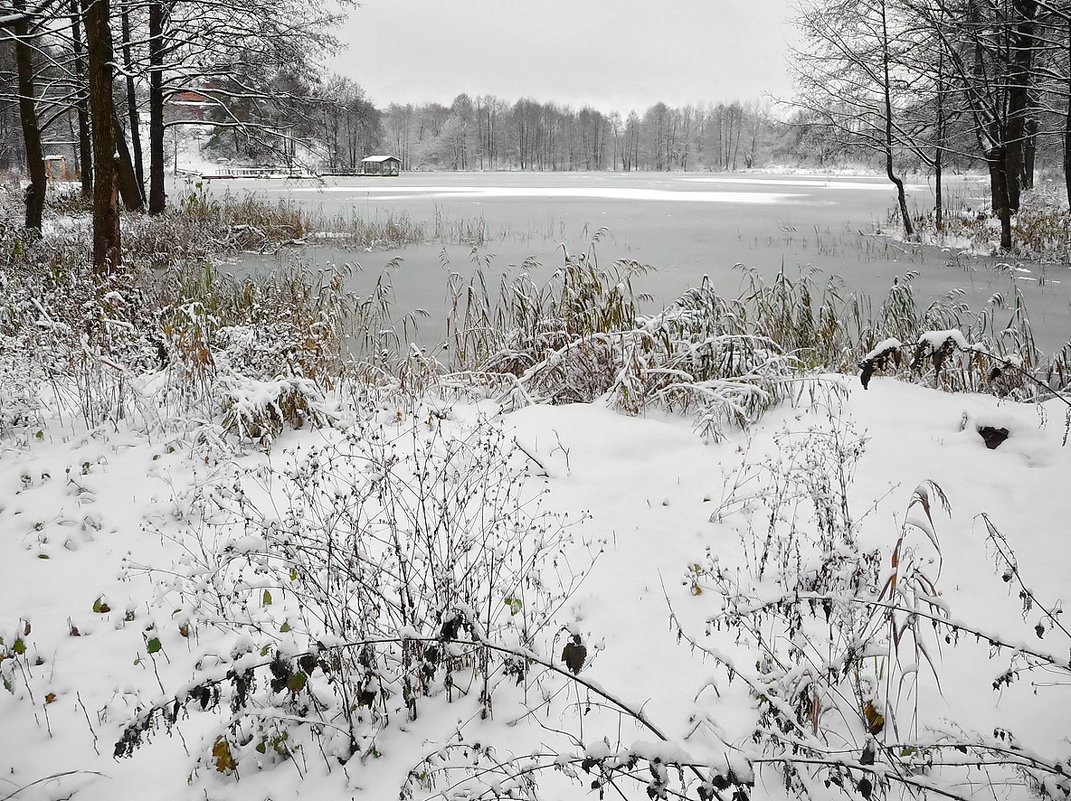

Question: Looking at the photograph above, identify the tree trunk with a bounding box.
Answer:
[1065,109,1071,211]
[147,0,167,214]
[1066,27,1071,212]
[86,0,122,273]
[881,0,913,237]
[935,49,945,232]
[890,171,913,237]
[934,147,943,233]
[70,0,93,198]
[14,0,47,233]
[114,111,144,211]
[1023,116,1038,190]
[1005,0,1037,212]
[989,146,1013,251]
[120,6,145,192]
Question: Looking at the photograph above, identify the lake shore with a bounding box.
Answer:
[198,171,1071,354]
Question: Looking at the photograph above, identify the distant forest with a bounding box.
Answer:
[4,67,1058,178]
[3,0,1070,258]
[1,0,1064,184]
[0,63,827,174]
[349,97,776,173]
[0,46,990,178]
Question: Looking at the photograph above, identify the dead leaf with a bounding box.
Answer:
[562,635,587,676]
[864,701,884,735]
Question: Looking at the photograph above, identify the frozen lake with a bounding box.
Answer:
[206,171,1071,353]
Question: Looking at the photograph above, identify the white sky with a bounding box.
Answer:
[328,0,799,113]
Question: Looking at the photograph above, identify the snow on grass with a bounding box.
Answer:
[1,377,1069,799]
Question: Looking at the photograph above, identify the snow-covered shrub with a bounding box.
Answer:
[116,410,592,781]
[0,230,163,429]
[858,325,1071,441]
[906,182,1071,262]
[673,409,1071,800]
[219,375,335,443]
[635,279,801,438]
[0,337,43,434]
[0,188,388,434]
[153,266,408,440]
[156,260,360,384]
[445,252,803,439]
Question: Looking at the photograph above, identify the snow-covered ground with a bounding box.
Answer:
[2,373,1069,800]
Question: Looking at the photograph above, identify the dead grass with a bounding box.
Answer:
[1,188,1068,437]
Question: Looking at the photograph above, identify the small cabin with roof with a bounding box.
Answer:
[168,88,214,121]
[359,155,401,176]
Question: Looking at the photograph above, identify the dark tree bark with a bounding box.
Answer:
[988,145,1013,251]
[120,5,145,192]
[13,0,47,232]
[147,0,167,214]
[935,49,945,232]
[70,0,93,197]
[934,144,943,233]
[1065,109,1071,211]
[1065,26,1071,211]
[113,111,144,211]
[1005,0,1037,212]
[86,0,121,273]
[881,0,912,237]
[1023,116,1038,190]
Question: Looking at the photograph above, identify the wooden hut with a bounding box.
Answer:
[359,155,401,176]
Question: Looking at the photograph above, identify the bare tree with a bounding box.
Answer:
[11,0,47,231]
[794,0,920,235]
[69,0,91,197]
[85,0,120,271]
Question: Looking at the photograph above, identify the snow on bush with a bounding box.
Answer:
[676,405,1071,801]
[115,409,595,780]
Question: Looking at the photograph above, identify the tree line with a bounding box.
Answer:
[0,0,347,271]
[5,0,1070,266]
[794,0,1071,249]
[374,96,775,173]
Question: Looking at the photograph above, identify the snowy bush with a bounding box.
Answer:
[0,337,43,434]
[445,253,803,440]
[859,326,1071,443]
[905,183,1071,263]
[219,375,336,443]
[674,409,1071,801]
[116,409,593,782]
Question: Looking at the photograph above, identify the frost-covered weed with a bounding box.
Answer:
[0,336,43,434]
[438,242,1069,441]
[123,183,427,258]
[908,183,1071,261]
[442,247,804,439]
[219,375,335,443]
[4,178,1069,444]
[0,195,363,436]
[673,405,1071,800]
[117,409,593,779]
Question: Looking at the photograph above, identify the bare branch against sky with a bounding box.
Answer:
[329,0,798,112]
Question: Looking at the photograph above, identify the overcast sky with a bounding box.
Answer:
[328,0,799,113]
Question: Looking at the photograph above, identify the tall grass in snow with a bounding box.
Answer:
[2,182,1069,442]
